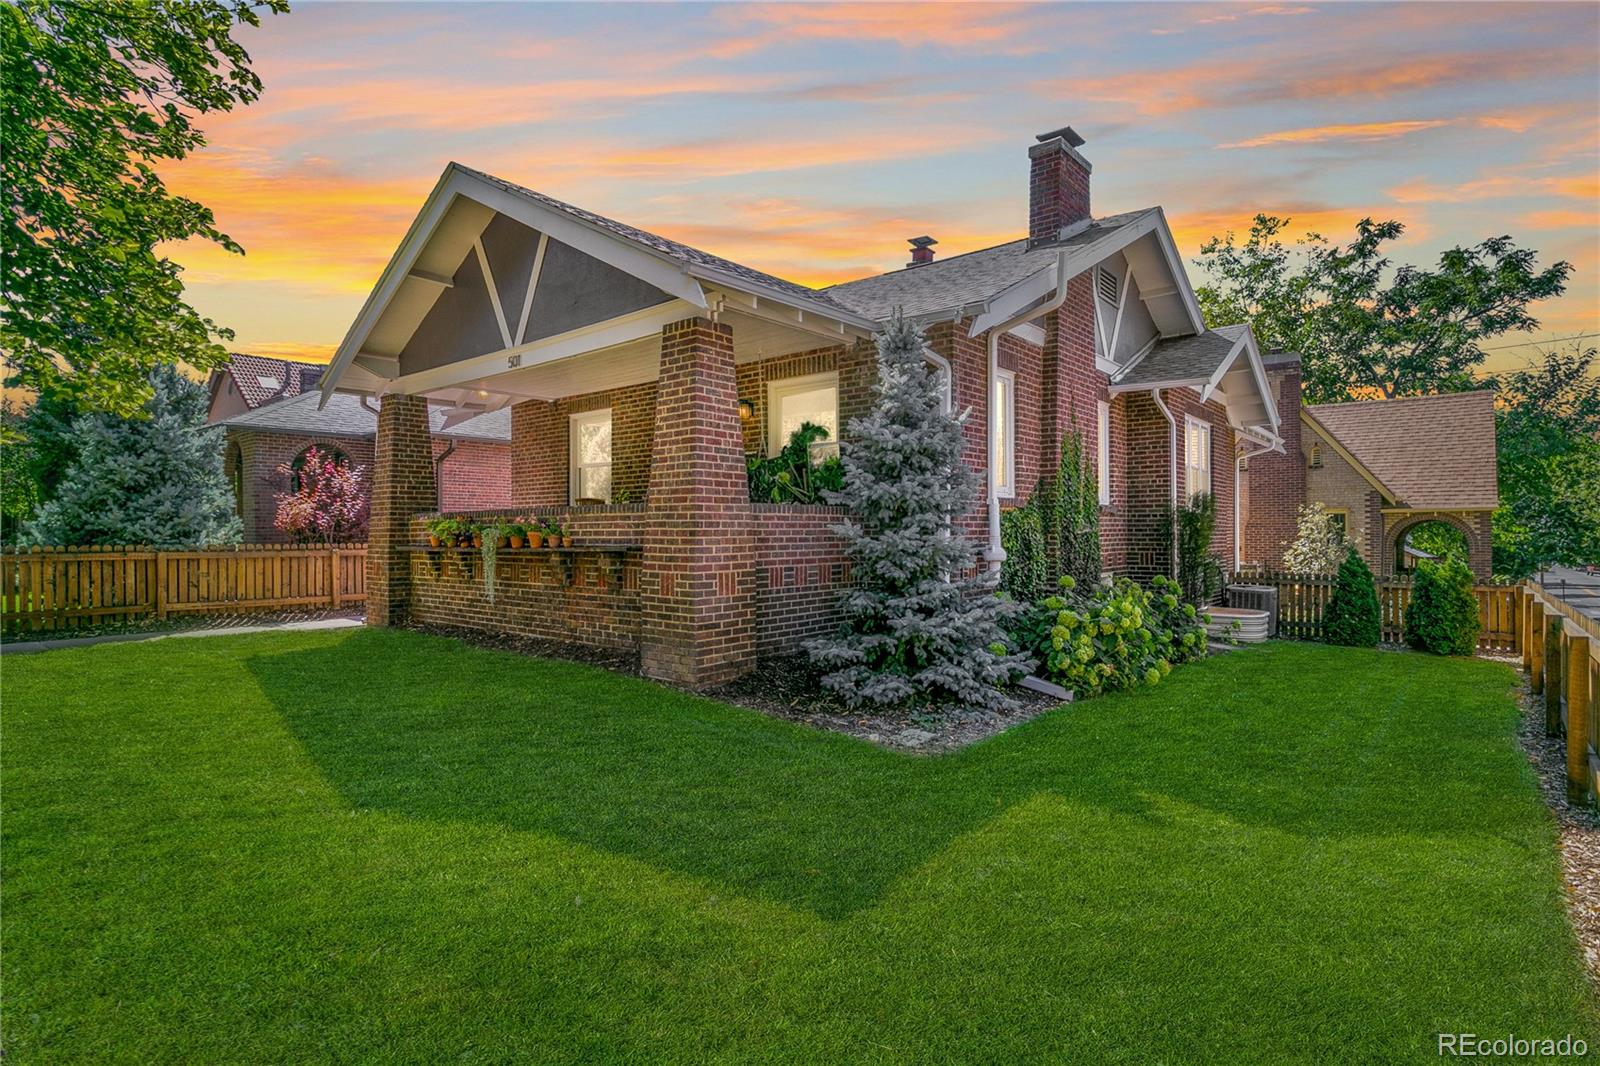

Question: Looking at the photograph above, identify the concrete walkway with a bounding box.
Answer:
[1,616,364,656]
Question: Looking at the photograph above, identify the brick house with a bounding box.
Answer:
[1239,373,1497,580]
[206,354,513,542]
[316,125,1285,685]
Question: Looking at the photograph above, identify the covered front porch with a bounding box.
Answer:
[320,165,879,685]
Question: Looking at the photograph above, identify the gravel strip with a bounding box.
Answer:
[1515,673,1600,987]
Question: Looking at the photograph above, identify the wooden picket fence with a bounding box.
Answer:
[1230,568,1522,653]
[1522,580,1599,807]
[1,543,366,635]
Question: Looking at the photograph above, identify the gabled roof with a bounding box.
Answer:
[1111,325,1247,389]
[221,390,511,443]
[823,209,1154,321]
[1303,390,1498,510]
[219,353,326,408]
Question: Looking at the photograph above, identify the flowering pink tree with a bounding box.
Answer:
[273,446,370,543]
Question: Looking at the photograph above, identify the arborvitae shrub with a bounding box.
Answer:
[1323,546,1381,647]
[1403,556,1481,656]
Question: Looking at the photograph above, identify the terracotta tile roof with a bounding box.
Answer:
[1305,390,1498,510]
[223,353,327,408]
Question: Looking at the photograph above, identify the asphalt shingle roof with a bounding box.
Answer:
[1306,390,1498,510]
[823,209,1155,321]
[224,353,326,408]
[221,391,511,443]
[457,164,858,317]
[1113,326,1245,388]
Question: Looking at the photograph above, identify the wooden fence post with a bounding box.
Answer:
[1568,633,1592,805]
[1545,613,1564,735]
[1522,588,1535,671]
[329,547,341,608]
[1530,599,1545,694]
[155,550,168,621]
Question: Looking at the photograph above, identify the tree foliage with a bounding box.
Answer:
[1324,546,1380,648]
[806,313,1026,711]
[1403,556,1481,656]
[1,0,286,417]
[1195,215,1571,404]
[24,366,242,547]
[273,446,368,544]
[1490,345,1600,579]
[1282,503,1348,574]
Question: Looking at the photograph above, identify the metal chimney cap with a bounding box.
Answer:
[1035,125,1086,148]
[907,235,938,248]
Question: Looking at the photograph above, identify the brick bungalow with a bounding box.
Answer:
[315,125,1285,685]
[1239,369,1497,580]
[206,354,513,542]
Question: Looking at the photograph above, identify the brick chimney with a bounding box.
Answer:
[906,235,937,268]
[1028,125,1091,245]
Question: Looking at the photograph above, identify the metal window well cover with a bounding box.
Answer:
[1226,584,1280,638]
[1203,606,1273,643]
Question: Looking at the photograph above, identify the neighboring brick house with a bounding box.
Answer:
[206,355,512,542]
[316,126,1286,685]
[1239,374,1498,581]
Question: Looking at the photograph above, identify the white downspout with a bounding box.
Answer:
[985,251,1072,576]
[1233,436,1277,571]
[1150,387,1178,578]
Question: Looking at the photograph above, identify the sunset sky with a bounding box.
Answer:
[165,0,1600,374]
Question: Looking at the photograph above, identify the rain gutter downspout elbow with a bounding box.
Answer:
[984,250,1072,577]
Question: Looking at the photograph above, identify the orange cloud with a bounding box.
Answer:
[1388,172,1598,204]
[710,3,1042,58]
[1519,209,1597,231]
[1165,204,1428,253]
[1220,120,1451,149]
[236,342,337,364]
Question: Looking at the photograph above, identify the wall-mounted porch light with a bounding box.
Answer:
[737,398,755,422]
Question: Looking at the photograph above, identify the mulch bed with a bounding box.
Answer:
[1515,672,1600,988]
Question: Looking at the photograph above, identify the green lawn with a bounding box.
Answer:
[5,630,1595,1062]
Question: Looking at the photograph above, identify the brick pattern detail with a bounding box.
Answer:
[639,318,758,686]
[436,439,512,512]
[406,506,647,647]
[1121,389,1236,586]
[1239,364,1305,568]
[753,504,852,654]
[1029,141,1091,244]
[1381,510,1493,581]
[367,395,436,625]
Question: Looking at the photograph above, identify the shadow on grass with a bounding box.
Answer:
[248,628,1531,918]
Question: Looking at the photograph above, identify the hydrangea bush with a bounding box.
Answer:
[1010,574,1209,698]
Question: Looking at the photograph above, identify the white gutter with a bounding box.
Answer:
[1151,387,1178,577]
[984,250,1072,576]
[1233,435,1280,571]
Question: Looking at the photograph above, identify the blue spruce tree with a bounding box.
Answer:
[807,313,1026,710]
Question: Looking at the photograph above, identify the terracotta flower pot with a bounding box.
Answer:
[509,535,525,549]
[560,535,572,548]
[428,534,441,548]
[472,534,483,548]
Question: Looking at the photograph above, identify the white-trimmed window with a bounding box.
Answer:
[569,408,613,503]
[1184,414,1212,500]
[923,349,953,414]
[767,371,839,460]
[993,368,1016,498]
[1096,399,1111,506]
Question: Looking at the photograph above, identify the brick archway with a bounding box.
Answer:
[1383,511,1489,581]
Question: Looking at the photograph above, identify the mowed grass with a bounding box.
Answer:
[5,630,1595,1063]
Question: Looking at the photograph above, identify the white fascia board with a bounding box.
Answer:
[1148,207,1207,335]
[1106,376,1206,396]
[381,299,697,397]
[686,265,877,336]
[1199,326,1281,433]
[321,165,460,407]
[322,163,712,406]
[1008,322,1046,347]
[967,264,1062,336]
[1199,335,1251,403]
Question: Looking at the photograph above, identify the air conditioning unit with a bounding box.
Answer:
[1226,584,1279,638]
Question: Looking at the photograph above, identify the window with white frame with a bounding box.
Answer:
[1096,399,1111,506]
[767,372,839,461]
[1184,414,1212,500]
[924,350,953,414]
[569,408,613,503]
[993,368,1016,497]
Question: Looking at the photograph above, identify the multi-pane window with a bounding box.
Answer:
[994,369,1016,497]
[767,372,839,460]
[1097,399,1111,506]
[1184,415,1212,500]
[569,408,612,503]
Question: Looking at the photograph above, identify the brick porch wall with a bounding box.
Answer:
[436,439,512,512]
[367,395,436,625]
[754,504,852,655]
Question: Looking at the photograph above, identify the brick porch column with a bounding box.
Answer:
[366,394,436,626]
[639,318,757,686]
